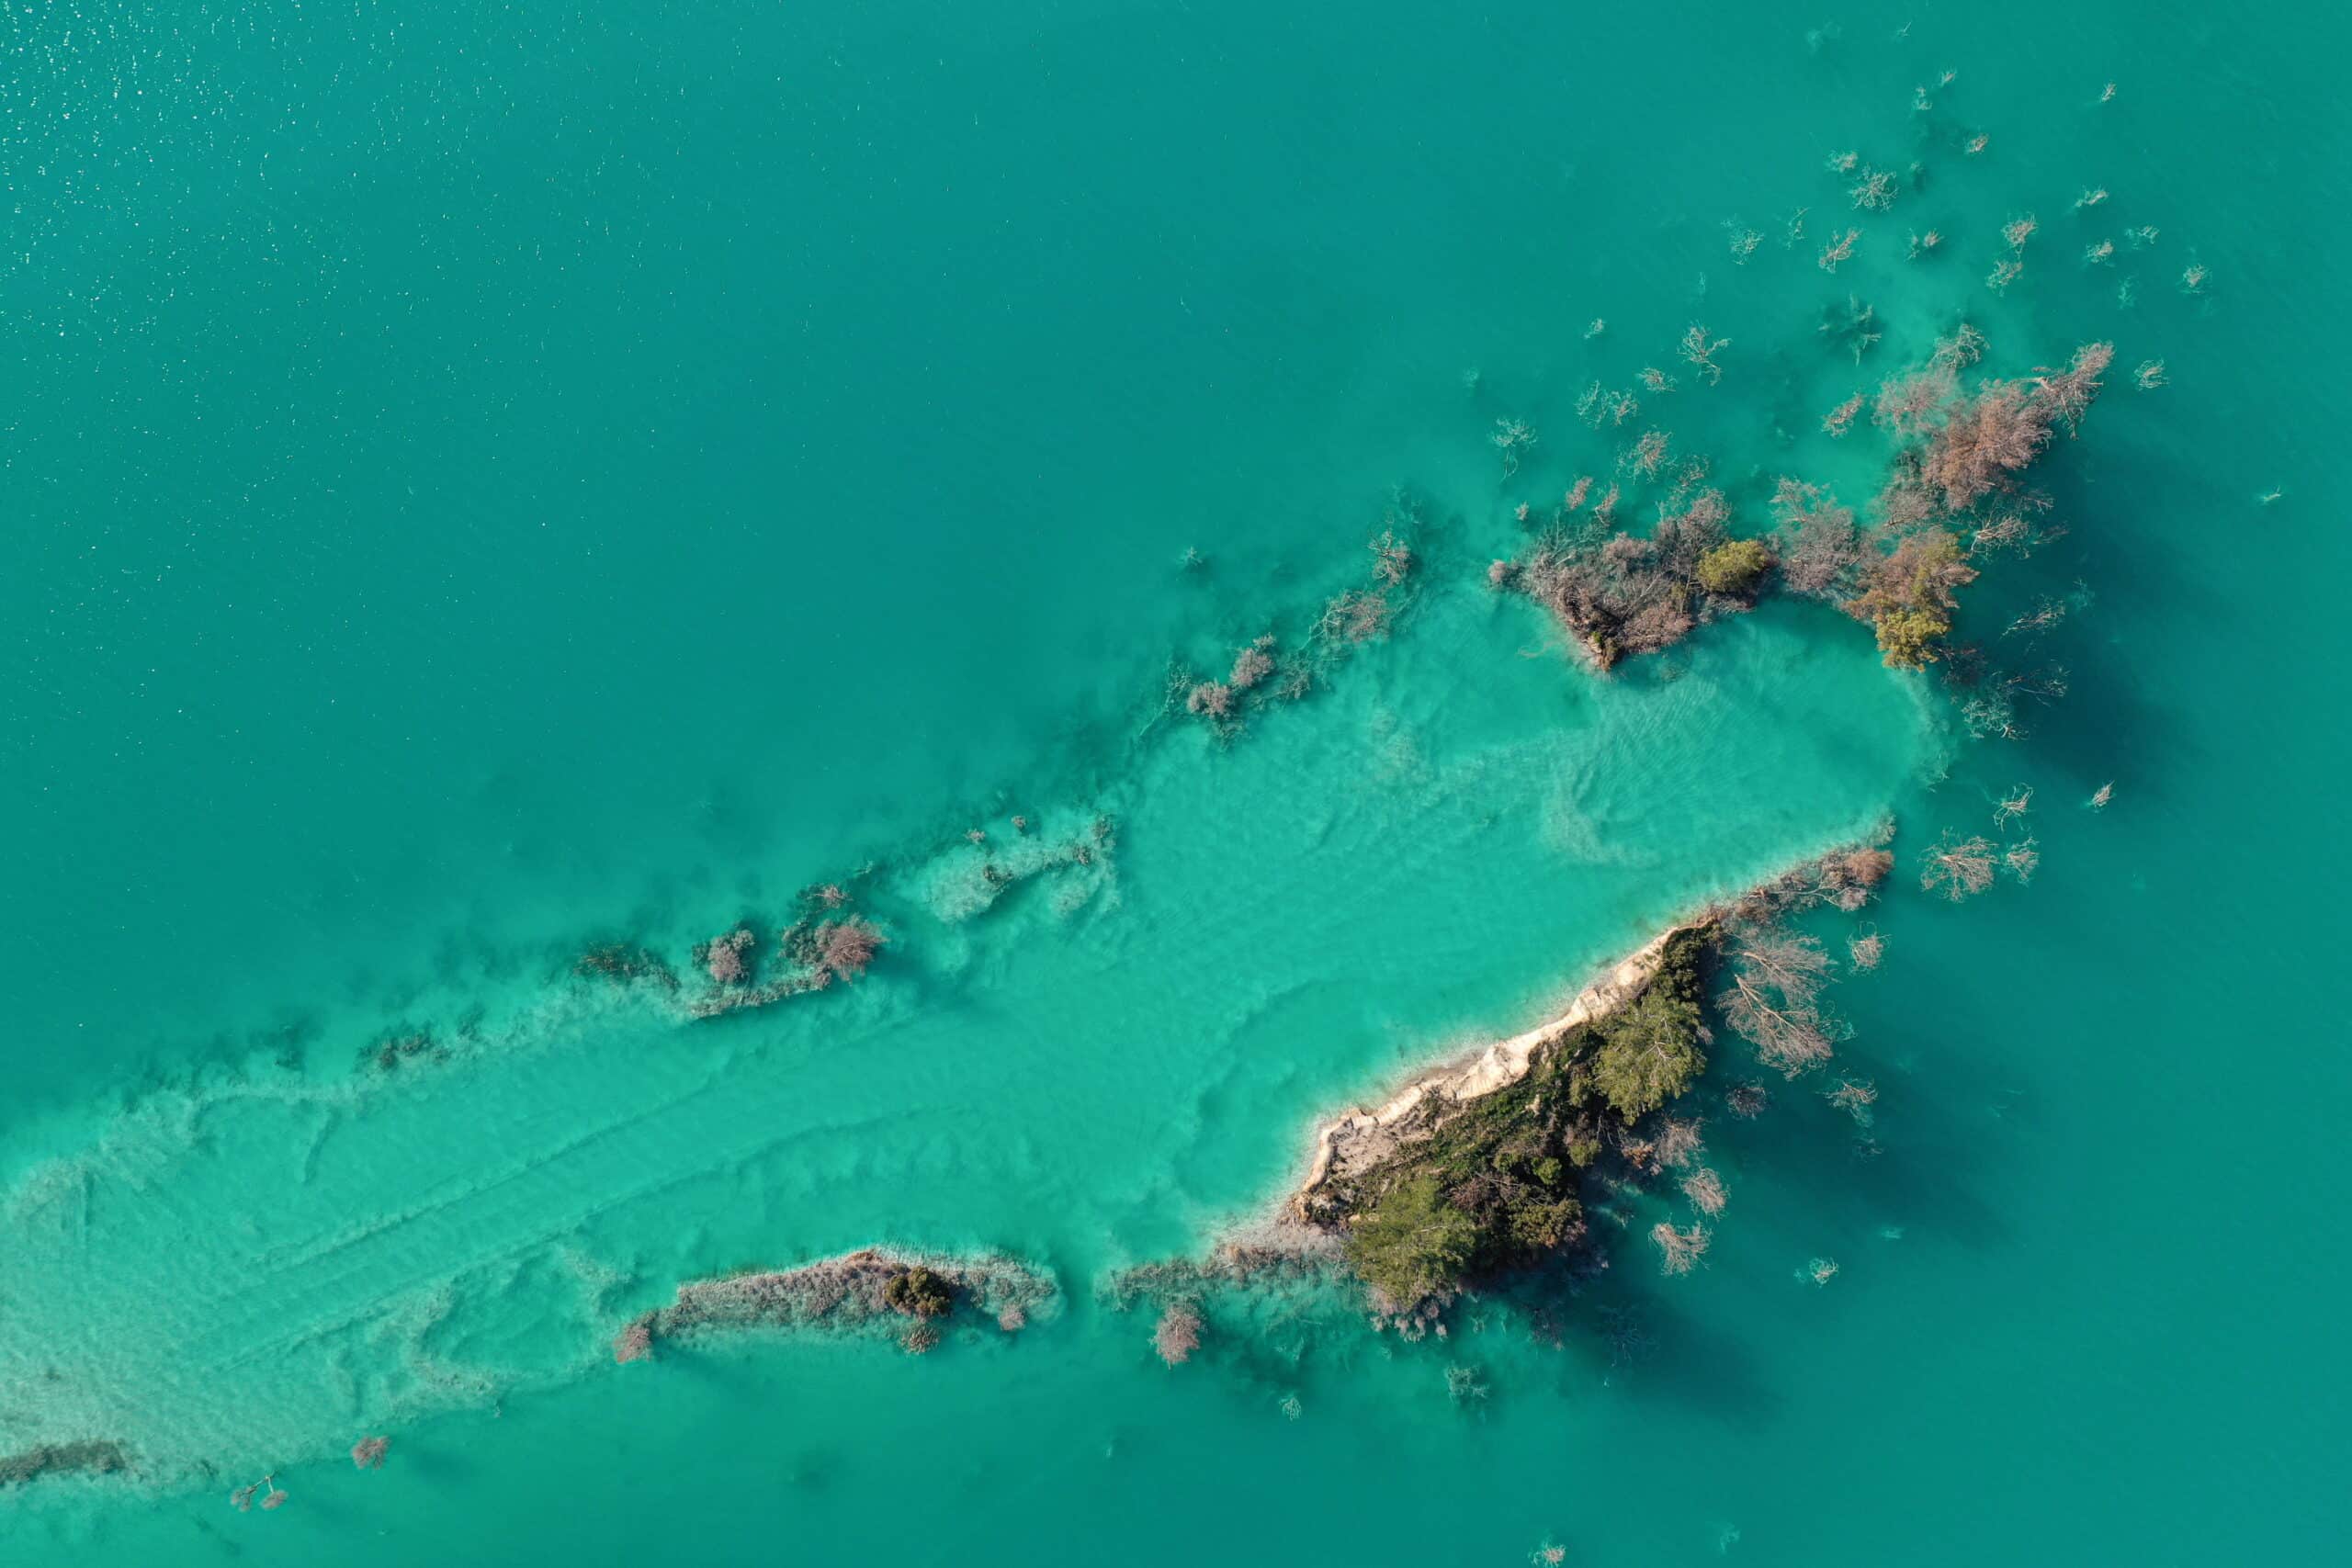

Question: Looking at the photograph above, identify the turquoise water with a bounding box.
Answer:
[5,1,2346,1562]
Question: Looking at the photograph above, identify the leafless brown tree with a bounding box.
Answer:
[1718,924,1840,1077]
[1679,323,1731,384]
[1652,1222,1712,1276]
[1825,1078,1879,1122]
[1154,1301,1204,1367]
[2004,838,2041,884]
[1679,1168,1728,1217]
[1920,832,1998,900]
[2028,341,2114,435]
[1770,479,1863,600]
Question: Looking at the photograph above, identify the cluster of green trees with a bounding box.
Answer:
[1339,931,1711,1307]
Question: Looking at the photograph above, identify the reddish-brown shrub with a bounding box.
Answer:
[613,1316,655,1364]
[1920,383,2052,510]
[1153,1301,1204,1367]
[811,917,884,983]
[2028,341,2113,435]
[703,928,755,987]
[1228,641,1275,690]
[1185,681,1236,718]
[1679,1168,1728,1217]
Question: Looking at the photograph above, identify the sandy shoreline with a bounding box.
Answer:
[1292,928,1684,1214]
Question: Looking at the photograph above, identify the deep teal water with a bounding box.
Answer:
[5,2,2347,1562]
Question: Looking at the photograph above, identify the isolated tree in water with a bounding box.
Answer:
[1921,833,1999,900]
[1153,1301,1204,1367]
[1652,1222,1712,1276]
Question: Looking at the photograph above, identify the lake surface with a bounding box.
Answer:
[4,2,2345,1562]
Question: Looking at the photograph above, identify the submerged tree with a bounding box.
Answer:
[809,916,885,984]
[1717,925,1840,1077]
[1920,832,1999,900]
[1153,1301,1204,1367]
[1651,1222,1712,1276]
[1679,1167,1729,1217]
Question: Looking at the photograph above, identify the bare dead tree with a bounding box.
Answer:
[1718,924,1840,1077]
[1920,832,1998,900]
[2028,341,2115,435]
[1679,1167,1728,1217]
[2005,596,2068,637]
[1656,1117,1706,1169]
[1154,1301,1204,1367]
[1874,365,1957,436]
[1921,382,2053,511]
[1679,323,1731,384]
[1651,1222,1713,1276]
[1825,1078,1879,1122]
[1491,417,1537,475]
[1929,323,1988,372]
[1621,427,1672,479]
[1771,479,1863,601]
[1370,530,1415,585]
[2004,838,2041,884]
[1848,931,1885,971]
[1992,785,2033,828]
